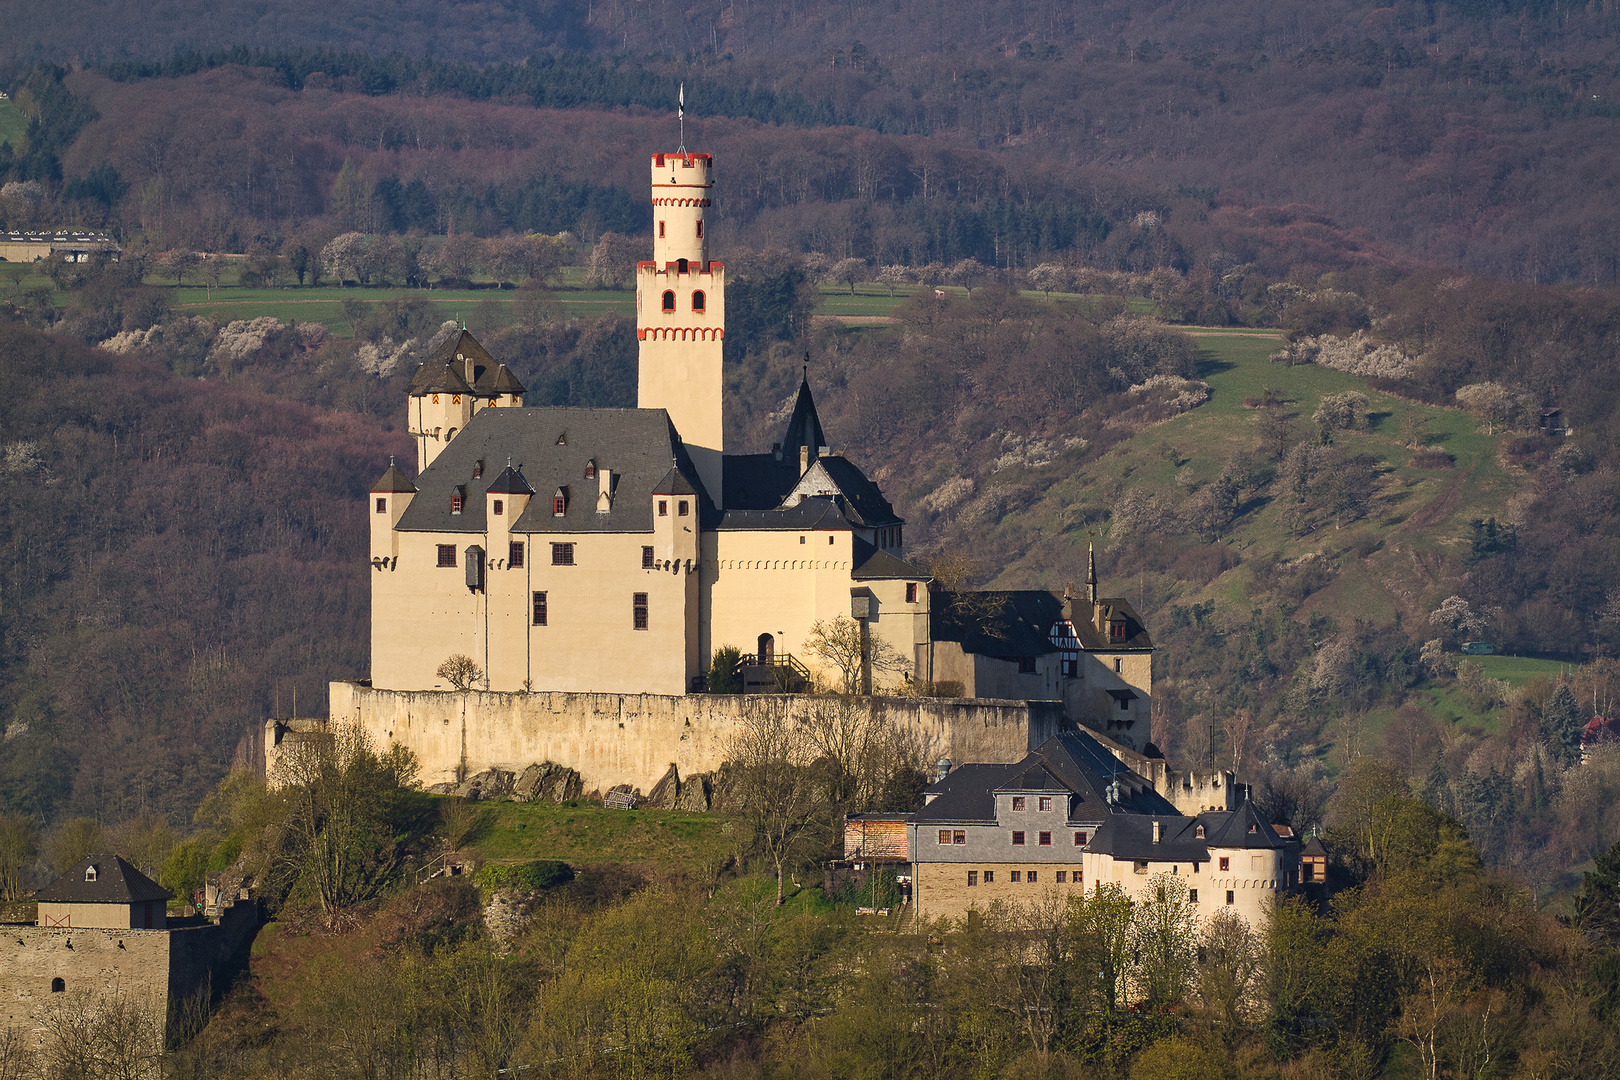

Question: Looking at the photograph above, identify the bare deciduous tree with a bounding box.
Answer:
[727,703,826,905]
[437,654,485,692]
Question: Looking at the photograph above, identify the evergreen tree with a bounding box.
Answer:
[1543,683,1586,765]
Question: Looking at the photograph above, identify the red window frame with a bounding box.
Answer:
[450,494,463,515]
[492,499,503,516]
[1038,832,1051,846]
[1012,831,1025,846]
[375,497,386,514]
[692,290,705,312]
[906,582,918,603]
[661,290,675,312]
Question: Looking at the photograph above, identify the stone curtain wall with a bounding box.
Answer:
[318,682,1065,792]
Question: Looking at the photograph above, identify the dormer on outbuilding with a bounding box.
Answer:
[34,854,173,930]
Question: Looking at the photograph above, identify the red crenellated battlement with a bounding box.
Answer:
[653,152,713,168]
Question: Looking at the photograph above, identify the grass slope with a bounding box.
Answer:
[463,799,732,869]
[0,100,24,151]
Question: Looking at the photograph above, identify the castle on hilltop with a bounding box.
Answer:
[363,148,1155,734]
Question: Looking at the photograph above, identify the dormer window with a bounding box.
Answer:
[553,488,567,516]
[1248,823,1258,834]
[585,460,597,480]
[450,493,463,515]
[1111,620,1126,641]
[1195,825,1205,839]
[85,866,97,882]
[472,460,483,479]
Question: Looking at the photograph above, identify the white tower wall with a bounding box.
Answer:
[637,152,724,506]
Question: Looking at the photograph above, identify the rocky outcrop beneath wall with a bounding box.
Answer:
[315,683,1065,798]
[425,762,587,803]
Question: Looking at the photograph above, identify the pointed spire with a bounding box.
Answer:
[1086,543,1098,604]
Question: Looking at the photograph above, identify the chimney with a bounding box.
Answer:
[596,469,613,514]
[1152,820,1161,844]
[799,444,810,476]
[934,757,952,782]
[772,442,782,462]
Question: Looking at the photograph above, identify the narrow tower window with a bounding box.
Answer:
[642,546,655,568]
[692,290,706,313]
[696,220,703,238]
[661,290,676,313]
[676,258,689,274]
[658,221,666,238]
[633,592,649,631]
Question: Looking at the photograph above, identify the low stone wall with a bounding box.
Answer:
[311,682,1066,793]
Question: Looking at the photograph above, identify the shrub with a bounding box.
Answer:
[475,860,574,896]
[708,645,742,693]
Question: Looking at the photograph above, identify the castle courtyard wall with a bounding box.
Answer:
[320,682,1066,792]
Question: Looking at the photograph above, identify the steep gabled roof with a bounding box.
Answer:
[784,455,901,527]
[1070,597,1154,651]
[722,452,802,511]
[370,459,417,493]
[35,854,173,905]
[1198,802,1290,850]
[1086,814,1210,862]
[914,729,1177,824]
[410,329,506,397]
[931,590,1062,659]
[481,363,526,396]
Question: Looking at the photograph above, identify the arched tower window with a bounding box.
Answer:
[50,978,64,993]
[676,258,689,274]
[661,290,675,313]
[692,291,706,313]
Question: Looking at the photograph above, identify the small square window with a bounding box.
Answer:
[1074,831,1088,846]
[967,871,978,887]
[983,871,994,883]
[493,499,503,516]
[1010,871,1021,883]
[552,543,575,566]
[1219,857,1230,872]
[938,829,952,845]
[1190,889,1199,903]
[953,831,966,845]
[1038,797,1052,812]
[659,500,669,517]
[906,583,918,603]
[1012,831,1025,846]
[633,592,649,631]
[437,544,457,567]
[532,591,547,626]
[1226,890,1235,905]
[1027,871,1037,884]
[1038,832,1051,846]
[678,500,689,516]
[642,546,655,568]
[1011,796,1026,812]
[1055,871,1067,883]
[509,542,524,568]
[375,497,387,514]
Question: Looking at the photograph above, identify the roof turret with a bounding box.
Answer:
[485,461,534,495]
[371,457,417,493]
[779,366,828,464]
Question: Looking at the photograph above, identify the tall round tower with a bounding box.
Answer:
[637,152,725,506]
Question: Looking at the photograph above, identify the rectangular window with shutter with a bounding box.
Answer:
[633,592,648,630]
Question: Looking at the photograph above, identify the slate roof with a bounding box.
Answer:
[780,374,828,459]
[1086,815,1211,862]
[797,455,901,527]
[851,542,927,581]
[407,329,525,398]
[931,590,1063,659]
[395,406,710,535]
[35,854,173,904]
[371,459,417,493]
[484,464,534,495]
[712,495,855,532]
[914,730,1178,824]
[652,467,699,496]
[722,452,801,510]
[1063,596,1154,651]
[1085,799,1291,862]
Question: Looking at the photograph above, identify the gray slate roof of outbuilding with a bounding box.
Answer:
[394,406,710,535]
[914,730,1177,825]
[850,542,928,581]
[35,854,173,904]
[931,590,1063,659]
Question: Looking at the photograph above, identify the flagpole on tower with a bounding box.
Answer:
[678,82,686,153]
